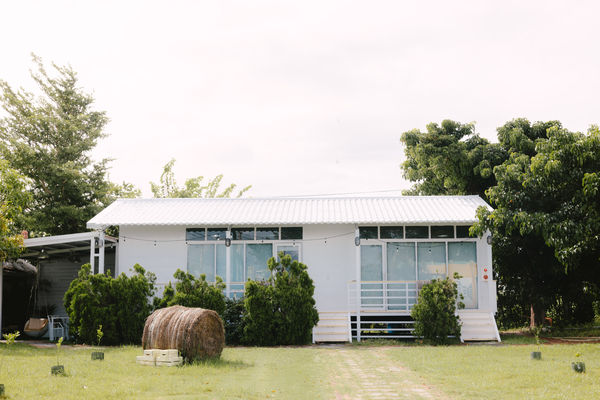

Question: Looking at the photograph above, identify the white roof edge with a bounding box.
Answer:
[105,194,485,201]
[24,232,117,247]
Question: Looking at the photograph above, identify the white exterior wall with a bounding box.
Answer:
[117,224,494,314]
[476,233,496,312]
[118,226,187,285]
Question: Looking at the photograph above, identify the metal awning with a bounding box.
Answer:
[22,232,117,258]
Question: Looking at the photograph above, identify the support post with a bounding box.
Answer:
[225,229,231,298]
[355,226,361,342]
[98,230,105,275]
[89,237,95,273]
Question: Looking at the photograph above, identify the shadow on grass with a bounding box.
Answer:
[185,357,251,369]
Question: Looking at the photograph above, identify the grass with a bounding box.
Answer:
[0,344,333,399]
[384,343,600,399]
[0,341,598,399]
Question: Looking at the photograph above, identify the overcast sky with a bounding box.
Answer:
[1,1,599,197]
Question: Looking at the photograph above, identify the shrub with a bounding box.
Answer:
[63,264,156,345]
[153,269,226,315]
[223,297,246,345]
[411,275,464,345]
[243,253,319,345]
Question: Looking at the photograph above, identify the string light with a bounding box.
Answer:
[118,231,355,245]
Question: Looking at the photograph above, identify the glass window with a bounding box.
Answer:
[231,244,245,283]
[232,228,254,240]
[431,226,454,238]
[206,228,227,241]
[187,244,215,281]
[359,226,378,239]
[360,245,383,307]
[277,245,300,261]
[405,226,429,239]
[448,242,478,309]
[215,244,226,280]
[186,228,206,241]
[380,226,404,239]
[256,227,279,240]
[387,242,417,310]
[417,242,446,280]
[281,227,303,240]
[456,226,473,238]
[387,242,416,280]
[246,244,272,280]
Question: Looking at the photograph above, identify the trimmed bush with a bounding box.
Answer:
[243,253,319,345]
[411,276,464,345]
[153,269,226,315]
[63,264,156,345]
[223,297,246,345]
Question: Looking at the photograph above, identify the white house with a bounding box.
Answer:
[87,195,500,342]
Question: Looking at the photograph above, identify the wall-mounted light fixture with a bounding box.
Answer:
[486,234,492,245]
[354,227,360,246]
[38,249,49,260]
[225,230,232,247]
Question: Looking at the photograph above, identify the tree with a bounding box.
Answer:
[401,118,594,328]
[0,55,134,235]
[400,120,507,198]
[473,120,598,327]
[0,160,31,261]
[150,159,251,198]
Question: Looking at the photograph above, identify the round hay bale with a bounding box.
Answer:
[142,305,225,362]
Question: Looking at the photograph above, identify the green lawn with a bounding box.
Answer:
[0,342,598,399]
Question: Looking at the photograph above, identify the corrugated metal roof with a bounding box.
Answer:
[86,196,491,228]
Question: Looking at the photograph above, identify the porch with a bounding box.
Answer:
[311,279,500,343]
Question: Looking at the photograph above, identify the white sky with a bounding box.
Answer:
[1,1,599,197]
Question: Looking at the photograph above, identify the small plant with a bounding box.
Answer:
[572,352,585,373]
[56,336,63,365]
[91,325,105,360]
[97,325,104,347]
[0,331,20,395]
[51,337,65,375]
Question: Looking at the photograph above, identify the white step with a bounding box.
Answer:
[458,311,500,342]
[313,312,350,343]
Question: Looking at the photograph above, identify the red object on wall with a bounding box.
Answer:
[483,274,489,280]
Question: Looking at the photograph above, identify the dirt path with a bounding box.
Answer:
[328,347,449,400]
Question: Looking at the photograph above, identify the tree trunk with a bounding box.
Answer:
[529,304,546,328]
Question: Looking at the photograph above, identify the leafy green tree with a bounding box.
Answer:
[473,120,598,327]
[400,120,507,198]
[0,55,135,235]
[401,118,594,327]
[153,269,226,315]
[150,159,251,198]
[243,253,319,345]
[0,160,31,261]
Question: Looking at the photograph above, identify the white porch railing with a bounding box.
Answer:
[348,280,430,313]
[347,280,430,342]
